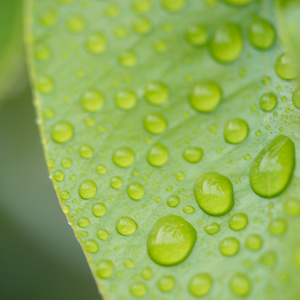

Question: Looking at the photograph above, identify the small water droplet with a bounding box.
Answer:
[183,205,195,214]
[204,223,220,235]
[54,170,65,182]
[144,113,167,134]
[158,276,175,292]
[194,172,234,216]
[133,17,152,34]
[115,90,137,110]
[186,24,207,46]
[97,260,114,278]
[223,0,253,5]
[79,180,97,199]
[189,273,213,297]
[116,216,138,236]
[37,76,54,94]
[224,119,249,144]
[92,203,106,217]
[124,258,134,269]
[190,81,222,112]
[268,218,287,235]
[230,273,251,297]
[219,237,240,256]
[78,217,90,228]
[275,52,297,80]
[284,198,300,216]
[119,50,137,67]
[142,267,153,280]
[96,164,107,175]
[167,195,180,207]
[145,81,169,105]
[81,89,104,112]
[183,147,203,163]
[84,239,99,253]
[130,282,147,297]
[161,0,186,12]
[259,93,277,112]
[229,213,248,231]
[261,250,276,266]
[133,0,151,13]
[245,234,262,251]
[210,23,243,63]
[34,44,51,61]
[147,215,197,266]
[67,14,85,33]
[79,144,94,159]
[292,87,300,109]
[86,32,107,54]
[97,228,109,240]
[250,135,295,198]
[113,147,135,168]
[127,183,145,200]
[51,121,74,143]
[110,176,123,189]
[147,144,169,167]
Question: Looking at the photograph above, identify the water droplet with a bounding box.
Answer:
[183,147,203,163]
[116,217,138,236]
[224,119,249,144]
[79,144,94,159]
[292,87,300,109]
[97,260,114,278]
[190,82,222,112]
[92,203,106,217]
[161,0,186,12]
[127,183,145,200]
[158,276,175,292]
[54,170,65,182]
[230,273,251,297]
[51,121,73,143]
[67,15,85,33]
[110,176,123,189]
[97,228,109,240]
[194,172,234,216]
[186,24,207,46]
[229,213,248,231]
[133,17,152,34]
[78,217,90,228]
[147,144,168,167]
[268,218,287,235]
[113,147,135,168]
[142,267,152,280]
[250,135,295,198]
[147,215,197,266]
[144,113,167,134]
[86,32,107,54]
[219,237,240,256]
[115,90,137,110]
[124,258,134,269]
[189,274,212,297]
[84,239,99,253]
[245,234,263,251]
[275,52,297,80]
[81,89,104,112]
[167,195,180,207]
[119,50,137,67]
[133,0,151,13]
[34,44,51,61]
[79,180,97,199]
[61,158,72,168]
[37,76,54,94]
[284,198,300,216]
[130,282,147,297]
[145,81,168,105]
[249,17,275,50]
[259,93,277,112]
[183,205,195,214]
[261,250,276,266]
[204,223,220,235]
[210,23,243,63]
[223,0,253,5]
[96,164,107,175]
[39,8,57,27]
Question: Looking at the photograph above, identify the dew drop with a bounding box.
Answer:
[37,76,54,94]
[96,164,107,175]
[144,113,167,134]
[230,273,251,297]
[34,44,51,61]
[97,260,114,279]
[249,135,295,198]
[275,52,297,80]
[54,170,65,182]
[142,267,153,280]
[61,158,72,168]
[268,218,287,235]
[92,203,106,217]
[115,90,137,110]
[110,176,123,189]
[292,87,300,109]
[248,17,275,50]
[51,121,73,143]
[183,205,195,214]
[124,258,134,269]
[130,282,147,297]
[81,89,104,112]
[261,250,276,266]
[145,81,168,105]
[79,144,94,159]
[78,217,90,228]
[116,217,138,236]
[186,24,207,46]
[229,213,248,231]
[158,276,175,292]
[224,119,249,144]
[113,147,135,168]
[204,223,220,235]
[86,32,107,54]
[97,228,109,240]
[190,81,222,112]
[259,93,277,112]
[210,23,243,63]
[245,234,263,251]
[189,274,212,297]
[219,237,240,256]
[167,195,180,207]
[127,183,145,200]
[133,0,151,13]
[183,147,203,163]
[147,143,168,167]
[79,180,97,199]
[84,239,99,253]
[194,172,234,216]
[161,0,186,12]
[133,17,152,34]
[147,214,197,266]
[119,50,137,67]
[67,15,85,33]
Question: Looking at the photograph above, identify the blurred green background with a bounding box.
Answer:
[0,1,99,299]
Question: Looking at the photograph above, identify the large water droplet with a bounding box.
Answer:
[194,172,234,216]
[275,52,297,80]
[79,180,97,199]
[190,82,222,112]
[210,23,243,63]
[147,143,169,167]
[249,135,295,198]
[224,119,249,144]
[147,215,197,266]
[189,274,212,297]
[248,17,275,50]
[113,147,135,168]
[116,216,138,236]
[51,121,74,143]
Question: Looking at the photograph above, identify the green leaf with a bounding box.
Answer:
[26,0,300,299]
[0,0,25,99]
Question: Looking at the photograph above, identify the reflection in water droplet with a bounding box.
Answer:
[167,195,180,207]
